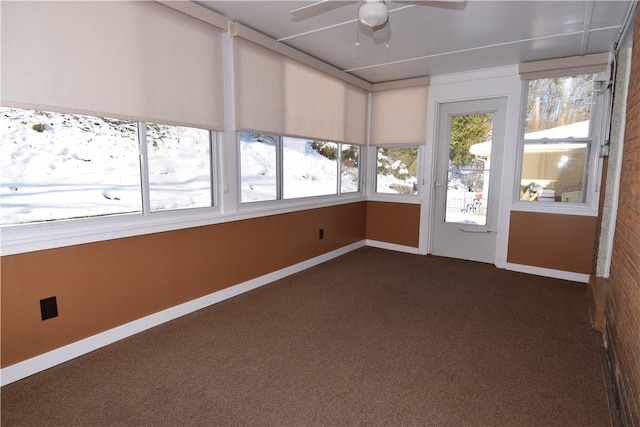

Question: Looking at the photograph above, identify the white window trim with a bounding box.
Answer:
[1,129,367,256]
[512,75,606,216]
[0,194,368,256]
[237,132,365,205]
[368,145,422,202]
[1,124,221,255]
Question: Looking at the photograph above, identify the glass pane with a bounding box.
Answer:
[147,123,211,211]
[525,74,594,139]
[1,107,141,225]
[341,144,360,193]
[445,168,489,225]
[240,132,277,203]
[519,143,588,203]
[283,138,338,199]
[375,147,418,195]
[444,113,493,225]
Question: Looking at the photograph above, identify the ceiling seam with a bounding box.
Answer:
[345,30,587,72]
[580,0,596,55]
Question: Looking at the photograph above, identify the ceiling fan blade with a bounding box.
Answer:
[393,0,465,4]
[391,0,466,11]
[290,1,357,19]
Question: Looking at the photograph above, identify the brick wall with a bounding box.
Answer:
[606,8,640,426]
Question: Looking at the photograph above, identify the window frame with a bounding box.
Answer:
[1,108,221,255]
[238,132,363,206]
[371,145,421,199]
[141,122,216,214]
[0,108,218,225]
[513,73,606,214]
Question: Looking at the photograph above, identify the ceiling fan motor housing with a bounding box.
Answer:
[359,0,388,27]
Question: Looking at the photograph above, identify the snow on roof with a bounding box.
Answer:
[470,120,590,156]
[524,120,589,139]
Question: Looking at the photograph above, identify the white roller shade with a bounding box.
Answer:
[234,38,285,135]
[233,37,368,145]
[519,53,610,80]
[370,84,429,146]
[1,1,225,130]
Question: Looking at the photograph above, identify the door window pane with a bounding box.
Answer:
[445,113,493,225]
[1,107,141,225]
[375,147,418,195]
[341,144,360,193]
[147,123,212,211]
[445,167,489,225]
[240,132,278,203]
[524,75,594,139]
[283,138,337,199]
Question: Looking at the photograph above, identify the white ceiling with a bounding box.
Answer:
[196,0,635,84]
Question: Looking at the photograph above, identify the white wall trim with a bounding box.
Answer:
[0,241,366,387]
[597,47,631,277]
[1,238,591,386]
[0,195,366,256]
[365,239,420,254]
[366,195,422,204]
[505,262,590,283]
[508,203,599,217]
[430,65,519,85]
[422,65,522,269]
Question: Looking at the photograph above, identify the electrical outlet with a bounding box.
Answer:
[40,296,58,321]
[319,228,324,239]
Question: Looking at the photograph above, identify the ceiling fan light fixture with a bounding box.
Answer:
[358,1,388,27]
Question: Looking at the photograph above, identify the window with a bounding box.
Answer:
[340,144,360,194]
[239,132,361,203]
[0,107,214,225]
[239,133,278,202]
[283,138,338,199]
[518,74,600,204]
[1,108,141,224]
[146,123,212,211]
[375,147,419,195]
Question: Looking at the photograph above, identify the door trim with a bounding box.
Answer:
[423,96,509,263]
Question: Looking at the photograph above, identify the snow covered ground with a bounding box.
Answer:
[239,136,360,202]
[0,108,212,224]
[1,108,410,225]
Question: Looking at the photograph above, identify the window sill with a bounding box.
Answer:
[509,201,598,217]
[367,194,421,204]
[1,195,367,256]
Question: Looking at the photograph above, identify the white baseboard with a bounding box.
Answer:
[365,239,420,254]
[505,262,590,283]
[6,241,585,387]
[0,241,366,387]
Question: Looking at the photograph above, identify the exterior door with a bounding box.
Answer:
[431,98,507,263]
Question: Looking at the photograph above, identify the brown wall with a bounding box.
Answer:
[605,9,640,425]
[365,201,420,248]
[0,202,366,368]
[507,211,597,274]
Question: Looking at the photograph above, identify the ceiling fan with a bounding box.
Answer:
[290,0,466,28]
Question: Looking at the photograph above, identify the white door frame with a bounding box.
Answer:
[430,97,507,263]
[418,66,523,268]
